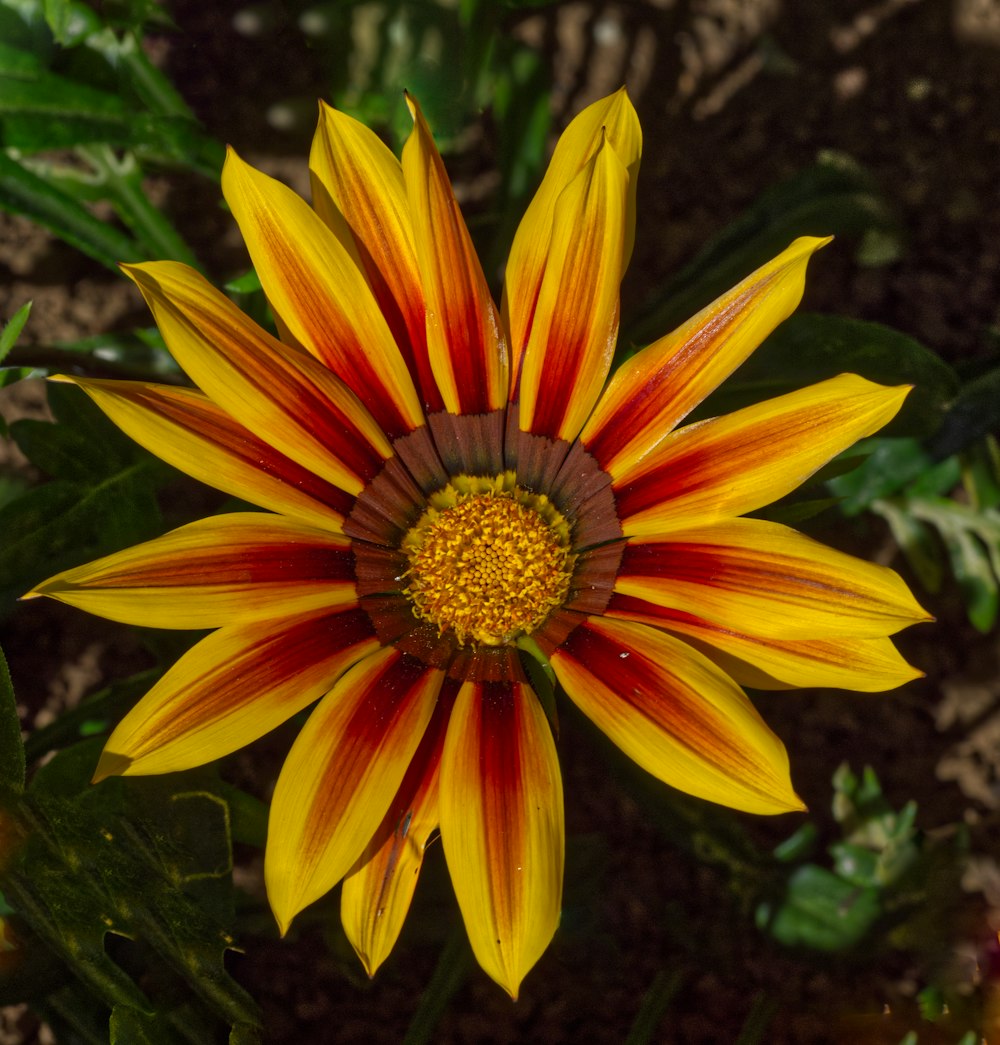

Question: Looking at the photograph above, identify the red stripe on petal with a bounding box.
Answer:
[439,679,563,998]
[402,95,508,415]
[552,617,801,814]
[95,607,379,778]
[71,379,354,526]
[266,649,443,930]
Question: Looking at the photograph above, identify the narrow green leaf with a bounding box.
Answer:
[0,300,31,362]
[403,925,473,1045]
[0,644,24,793]
[624,969,682,1045]
[0,150,139,271]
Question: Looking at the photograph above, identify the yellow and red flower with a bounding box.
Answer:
[27,90,928,997]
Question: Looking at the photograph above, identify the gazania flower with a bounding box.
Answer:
[27,90,928,998]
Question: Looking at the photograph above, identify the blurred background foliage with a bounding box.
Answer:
[1,0,998,1042]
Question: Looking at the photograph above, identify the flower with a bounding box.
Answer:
[27,90,928,998]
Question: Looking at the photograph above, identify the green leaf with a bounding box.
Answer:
[0,300,31,364]
[703,314,958,437]
[0,463,163,603]
[109,1006,175,1045]
[624,152,902,348]
[4,753,262,1033]
[23,668,160,767]
[624,969,682,1045]
[0,644,24,793]
[0,150,139,271]
[872,499,944,592]
[828,438,935,515]
[928,362,1000,459]
[943,525,998,632]
[11,415,128,481]
[759,864,881,951]
[402,925,473,1045]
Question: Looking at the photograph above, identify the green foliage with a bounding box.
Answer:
[832,434,1000,632]
[1,735,263,1041]
[757,765,962,957]
[0,381,173,610]
[0,644,24,794]
[0,0,220,271]
[623,151,903,351]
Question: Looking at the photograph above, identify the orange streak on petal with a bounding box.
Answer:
[95,607,379,780]
[124,261,391,494]
[310,102,442,415]
[615,518,930,639]
[221,149,424,436]
[552,616,803,815]
[439,679,564,999]
[517,138,627,443]
[266,649,443,933]
[402,94,508,415]
[606,595,924,692]
[340,681,457,977]
[30,513,354,630]
[616,373,910,534]
[63,377,351,529]
[584,237,830,476]
[504,89,641,389]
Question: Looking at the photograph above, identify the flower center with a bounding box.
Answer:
[401,474,576,647]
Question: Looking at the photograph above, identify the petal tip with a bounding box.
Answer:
[92,750,132,784]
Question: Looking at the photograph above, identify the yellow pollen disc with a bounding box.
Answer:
[402,476,575,646]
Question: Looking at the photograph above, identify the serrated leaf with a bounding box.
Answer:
[0,645,23,793]
[0,150,139,271]
[0,300,31,363]
[5,751,262,1032]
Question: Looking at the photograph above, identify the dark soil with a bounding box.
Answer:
[2,1,999,1042]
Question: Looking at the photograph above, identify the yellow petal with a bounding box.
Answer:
[402,94,508,415]
[606,596,924,692]
[551,616,803,814]
[124,261,391,496]
[616,373,909,534]
[615,518,930,639]
[221,148,424,436]
[27,513,354,629]
[504,88,641,385]
[439,679,564,999]
[93,607,379,780]
[340,683,456,977]
[60,377,351,530]
[583,237,830,477]
[517,137,627,442]
[309,102,441,414]
[266,649,443,933]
